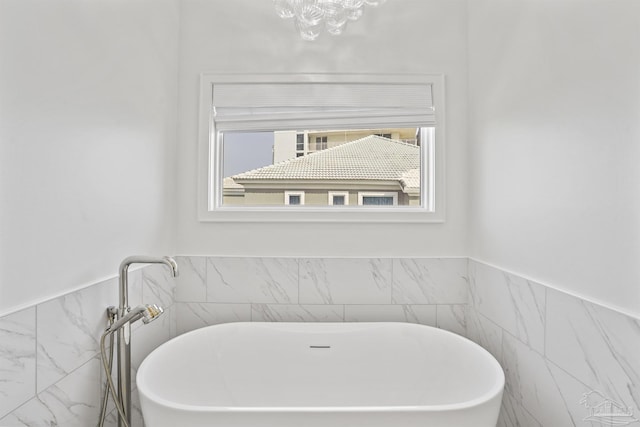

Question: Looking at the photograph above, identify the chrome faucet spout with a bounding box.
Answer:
[118,256,179,310]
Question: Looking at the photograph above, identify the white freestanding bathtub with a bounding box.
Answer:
[137,322,504,427]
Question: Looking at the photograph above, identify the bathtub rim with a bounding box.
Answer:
[137,321,505,414]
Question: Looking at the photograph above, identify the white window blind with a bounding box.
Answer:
[212,82,435,131]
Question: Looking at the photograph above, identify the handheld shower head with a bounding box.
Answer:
[105,304,164,333]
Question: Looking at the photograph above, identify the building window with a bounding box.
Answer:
[285,191,305,206]
[329,191,349,206]
[315,136,328,150]
[199,73,445,223]
[358,192,398,206]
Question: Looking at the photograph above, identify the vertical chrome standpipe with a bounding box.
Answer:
[117,263,131,427]
[117,256,178,427]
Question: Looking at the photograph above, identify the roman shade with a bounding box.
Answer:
[211,81,435,131]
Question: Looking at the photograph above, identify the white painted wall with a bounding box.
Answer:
[468,0,640,314]
[176,0,469,256]
[0,0,180,316]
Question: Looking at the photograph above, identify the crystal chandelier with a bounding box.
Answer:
[273,0,387,41]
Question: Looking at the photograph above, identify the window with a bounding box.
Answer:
[285,191,305,206]
[358,192,398,206]
[315,136,328,150]
[296,133,305,151]
[198,73,445,223]
[329,191,349,206]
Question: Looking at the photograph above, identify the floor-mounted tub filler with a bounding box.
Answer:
[137,322,504,427]
[98,255,179,427]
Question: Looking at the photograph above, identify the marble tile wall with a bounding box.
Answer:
[3,256,638,427]
[467,259,640,427]
[173,257,469,336]
[0,264,176,427]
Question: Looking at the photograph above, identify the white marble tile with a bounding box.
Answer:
[37,278,117,392]
[465,306,503,364]
[344,304,436,325]
[176,302,251,335]
[142,263,176,309]
[436,304,466,336]
[99,329,118,419]
[546,288,640,414]
[128,270,146,333]
[131,304,173,376]
[103,409,118,427]
[252,304,343,322]
[103,389,145,427]
[127,269,144,313]
[99,365,147,427]
[392,258,468,304]
[0,308,36,419]
[131,389,146,427]
[497,392,542,427]
[502,333,592,427]
[174,256,207,303]
[207,257,298,304]
[1,357,101,427]
[168,303,177,340]
[299,258,392,304]
[469,260,545,353]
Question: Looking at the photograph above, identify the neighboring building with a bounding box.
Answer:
[223,135,421,207]
[273,128,420,163]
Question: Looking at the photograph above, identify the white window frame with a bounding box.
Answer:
[285,191,305,206]
[198,73,446,223]
[315,136,328,150]
[328,191,349,206]
[358,192,398,206]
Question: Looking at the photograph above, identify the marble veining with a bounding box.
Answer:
[175,256,207,302]
[142,263,176,309]
[546,288,640,412]
[392,258,468,304]
[469,260,546,353]
[501,334,578,426]
[465,306,503,363]
[436,304,466,337]
[4,255,640,427]
[103,390,144,427]
[299,258,392,304]
[130,305,176,396]
[207,257,298,304]
[0,308,36,419]
[0,357,101,427]
[176,302,251,335]
[126,270,144,315]
[497,392,542,427]
[252,304,343,322]
[344,304,437,325]
[36,279,116,392]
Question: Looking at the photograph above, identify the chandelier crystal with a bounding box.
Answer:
[273,0,387,41]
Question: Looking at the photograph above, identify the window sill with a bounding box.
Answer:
[198,207,445,223]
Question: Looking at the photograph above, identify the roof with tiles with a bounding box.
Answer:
[399,168,420,192]
[231,135,420,182]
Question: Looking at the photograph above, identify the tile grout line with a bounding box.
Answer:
[34,304,38,400]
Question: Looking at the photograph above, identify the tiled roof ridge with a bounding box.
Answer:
[231,135,416,180]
